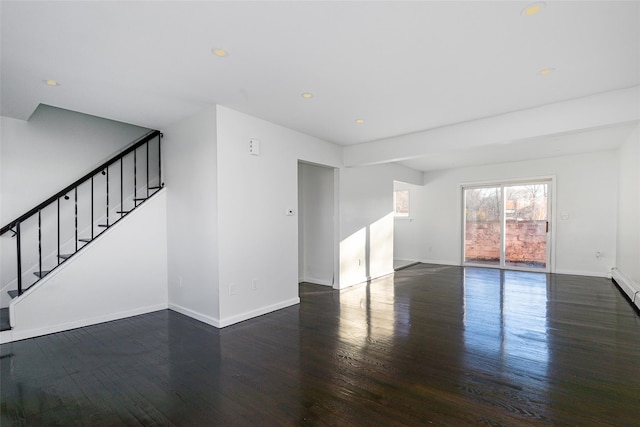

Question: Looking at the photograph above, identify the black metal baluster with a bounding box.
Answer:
[91,176,94,239]
[146,141,149,198]
[38,210,42,278]
[158,134,162,187]
[57,198,61,265]
[134,149,137,201]
[16,221,22,295]
[120,158,124,217]
[106,168,109,227]
[75,187,78,252]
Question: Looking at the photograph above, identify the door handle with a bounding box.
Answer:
[546,221,549,233]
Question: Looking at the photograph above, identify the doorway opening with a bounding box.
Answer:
[298,161,338,287]
[462,179,552,272]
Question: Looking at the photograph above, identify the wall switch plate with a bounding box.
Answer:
[229,283,237,296]
[251,279,258,291]
[560,212,570,220]
[249,139,260,156]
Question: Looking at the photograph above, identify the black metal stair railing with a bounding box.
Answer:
[0,130,163,299]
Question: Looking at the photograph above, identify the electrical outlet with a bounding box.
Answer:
[229,283,237,296]
[252,279,258,291]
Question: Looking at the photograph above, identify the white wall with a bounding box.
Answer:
[298,162,335,286]
[395,151,619,277]
[0,105,150,224]
[2,190,168,343]
[339,163,422,288]
[216,106,341,326]
[163,106,220,325]
[615,125,640,288]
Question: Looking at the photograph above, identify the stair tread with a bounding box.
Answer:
[8,282,36,299]
[58,254,72,259]
[134,198,147,201]
[34,270,51,278]
[79,238,92,243]
[98,224,109,228]
[117,210,130,214]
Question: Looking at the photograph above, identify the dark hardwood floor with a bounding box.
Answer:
[1,264,639,426]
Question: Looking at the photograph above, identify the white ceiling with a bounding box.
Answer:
[2,1,639,171]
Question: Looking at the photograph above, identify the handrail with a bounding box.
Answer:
[0,130,161,235]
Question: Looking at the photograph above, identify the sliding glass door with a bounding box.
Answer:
[463,181,550,271]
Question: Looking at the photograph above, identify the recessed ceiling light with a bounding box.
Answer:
[539,67,555,76]
[44,79,59,86]
[355,119,365,124]
[301,93,313,99]
[522,2,545,16]
[212,48,228,57]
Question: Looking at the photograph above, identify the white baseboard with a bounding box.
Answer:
[301,276,333,286]
[170,298,301,329]
[217,298,300,328]
[612,268,640,310]
[169,303,221,328]
[418,259,460,267]
[334,269,395,290]
[0,303,169,344]
[554,269,610,278]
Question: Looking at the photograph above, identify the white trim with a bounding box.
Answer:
[301,277,333,286]
[416,259,460,267]
[334,270,395,290]
[554,268,610,278]
[612,268,640,310]
[0,303,168,344]
[217,298,300,328]
[169,303,221,328]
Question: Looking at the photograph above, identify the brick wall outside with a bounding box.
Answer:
[465,220,547,264]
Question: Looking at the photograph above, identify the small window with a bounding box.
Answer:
[394,190,410,217]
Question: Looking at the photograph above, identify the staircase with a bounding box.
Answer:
[0,130,163,331]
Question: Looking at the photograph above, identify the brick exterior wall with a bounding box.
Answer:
[465,220,547,264]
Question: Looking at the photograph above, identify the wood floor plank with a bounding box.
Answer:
[1,264,639,425]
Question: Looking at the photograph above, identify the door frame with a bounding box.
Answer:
[297,160,340,288]
[459,175,556,273]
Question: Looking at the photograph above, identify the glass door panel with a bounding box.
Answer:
[464,187,502,267]
[504,184,548,269]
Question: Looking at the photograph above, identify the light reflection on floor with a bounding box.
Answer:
[463,267,549,379]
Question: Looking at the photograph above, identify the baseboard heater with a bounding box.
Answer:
[612,268,640,313]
